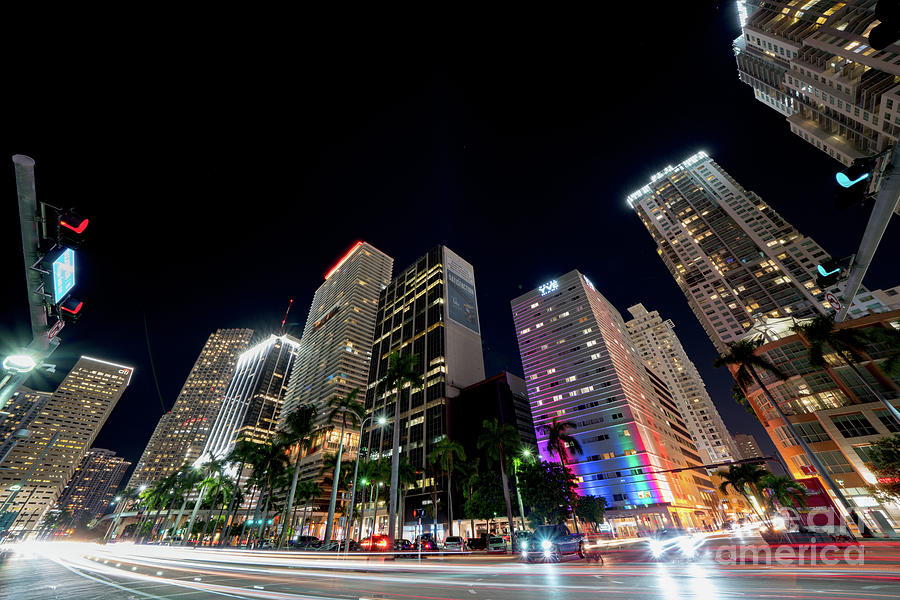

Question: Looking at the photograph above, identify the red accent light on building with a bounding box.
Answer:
[877,477,900,485]
[61,301,83,314]
[324,241,363,280]
[60,218,89,234]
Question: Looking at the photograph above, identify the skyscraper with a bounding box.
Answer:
[129,328,253,489]
[201,334,301,461]
[626,151,889,354]
[364,246,485,535]
[625,303,739,465]
[0,357,133,535]
[733,433,764,461]
[54,448,130,523]
[511,271,719,534]
[734,1,900,178]
[281,242,392,485]
[0,387,51,463]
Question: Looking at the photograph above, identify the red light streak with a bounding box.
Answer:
[325,241,363,280]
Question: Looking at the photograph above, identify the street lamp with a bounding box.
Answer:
[512,447,534,535]
[2,353,36,374]
[343,413,385,553]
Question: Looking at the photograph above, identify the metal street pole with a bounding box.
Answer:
[343,414,372,553]
[0,156,59,412]
[837,147,900,322]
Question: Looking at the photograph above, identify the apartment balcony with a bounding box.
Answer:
[788,112,866,163]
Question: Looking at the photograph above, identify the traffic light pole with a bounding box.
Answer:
[836,147,900,322]
[0,156,60,412]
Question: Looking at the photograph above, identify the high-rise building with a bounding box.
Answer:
[511,271,719,534]
[626,151,890,354]
[364,246,485,536]
[0,387,52,464]
[0,357,133,535]
[733,433,764,461]
[625,303,739,465]
[54,448,130,523]
[733,0,900,196]
[735,310,900,529]
[281,242,392,486]
[450,372,537,455]
[200,334,301,461]
[129,328,253,489]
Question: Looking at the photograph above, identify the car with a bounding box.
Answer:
[414,533,437,551]
[647,528,704,561]
[393,538,417,558]
[520,524,584,562]
[291,535,321,550]
[467,533,504,551]
[359,535,392,552]
[442,536,466,551]
[486,536,506,552]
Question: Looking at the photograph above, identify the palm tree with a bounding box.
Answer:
[296,480,322,539]
[759,474,808,514]
[792,315,900,422]
[477,419,519,547]
[249,439,291,544]
[104,486,141,541]
[715,463,769,518]
[322,389,365,542]
[277,404,317,548]
[539,419,583,532]
[376,351,423,542]
[181,457,225,546]
[457,458,480,538]
[714,338,866,531]
[428,437,466,537]
[220,440,258,546]
[540,419,583,466]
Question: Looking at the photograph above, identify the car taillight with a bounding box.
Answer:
[377,539,388,547]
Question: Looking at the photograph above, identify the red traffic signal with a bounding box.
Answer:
[58,211,89,248]
[60,297,84,323]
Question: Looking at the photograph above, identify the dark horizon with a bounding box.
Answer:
[3,3,899,483]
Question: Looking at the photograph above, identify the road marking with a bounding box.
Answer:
[193,577,202,581]
[254,585,265,590]
[468,590,477,594]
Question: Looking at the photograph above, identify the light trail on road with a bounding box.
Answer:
[3,540,900,600]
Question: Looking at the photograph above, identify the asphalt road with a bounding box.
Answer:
[2,534,899,600]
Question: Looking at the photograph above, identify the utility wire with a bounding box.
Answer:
[143,312,167,414]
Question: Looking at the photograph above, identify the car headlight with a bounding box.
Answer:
[649,539,664,558]
[677,536,695,557]
[540,539,553,550]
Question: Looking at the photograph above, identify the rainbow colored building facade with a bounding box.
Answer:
[511,270,719,535]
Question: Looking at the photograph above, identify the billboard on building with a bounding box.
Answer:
[445,251,479,334]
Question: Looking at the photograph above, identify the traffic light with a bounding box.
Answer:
[816,256,855,289]
[58,211,89,248]
[870,1,900,51]
[835,156,878,208]
[59,297,84,323]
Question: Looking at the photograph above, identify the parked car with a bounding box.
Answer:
[414,533,437,551]
[467,533,504,550]
[487,535,506,552]
[443,536,466,551]
[290,535,322,550]
[393,538,416,558]
[359,535,392,552]
[520,524,583,562]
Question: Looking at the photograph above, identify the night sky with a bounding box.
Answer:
[3,4,899,481]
